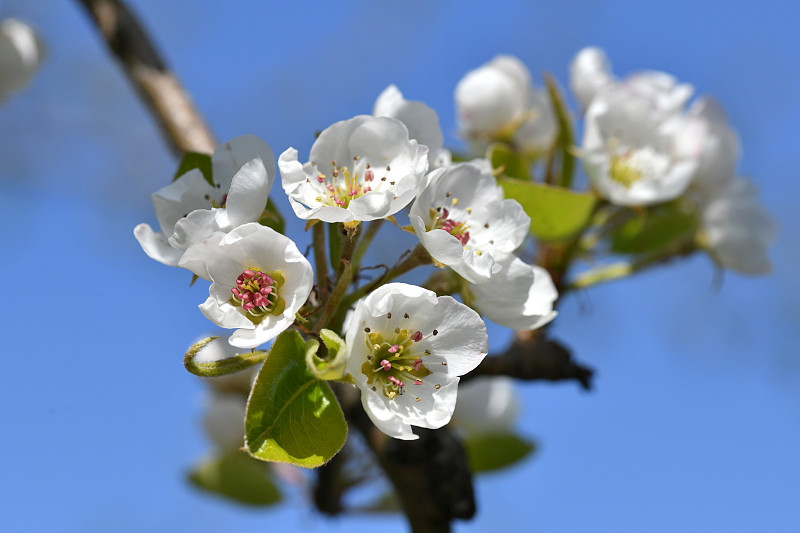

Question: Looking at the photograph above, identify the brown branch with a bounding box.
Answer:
[75,0,216,155]
[324,383,474,533]
[464,331,594,390]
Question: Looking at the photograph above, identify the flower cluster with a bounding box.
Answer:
[136,48,773,461]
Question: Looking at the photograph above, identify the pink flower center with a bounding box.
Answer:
[434,207,470,245]
[311,157,391,209]
[230,269,278,315]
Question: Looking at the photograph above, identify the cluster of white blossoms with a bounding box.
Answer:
[137,48,773,449]
[137,90,557,440]
[570,46,774,273]
[0,19,45,102]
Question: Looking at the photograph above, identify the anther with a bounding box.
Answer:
[432,329,438,336]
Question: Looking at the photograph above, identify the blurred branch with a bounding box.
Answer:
[465,331,594,390]
[75,0,216,155]
[330,383,475,533]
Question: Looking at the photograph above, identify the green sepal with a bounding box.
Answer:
[259,199,285,234]
[500,177,597,241]
[487,142,530,181]
[188,450,281,506]
[544,74,576,188]
[184,337,267,377]
[464,432,536,473]
[305,329,348,381]
[610,200,699,255]
[173,151,214,186]
[245,330,347,468]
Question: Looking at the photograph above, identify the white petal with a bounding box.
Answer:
[222,157,270,229]
[169,208,217,251]
[133,223,183,267]
[212,135,275,194]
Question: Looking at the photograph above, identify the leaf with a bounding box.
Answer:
[305,329,348,380]
[174,151,213,186]
[500,177,597,241]
[188,450,281,506]
[183,337,268,378]
[487,142,530,181]
[544,74,576,188]
[464,432,536,473]
[245,330,347,468]
[259,199,285,234]
[611,201,699,255]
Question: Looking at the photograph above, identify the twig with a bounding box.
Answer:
[75,0,216,155]
[464,332,594,390]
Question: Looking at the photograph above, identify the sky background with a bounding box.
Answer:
[1,0,798,531]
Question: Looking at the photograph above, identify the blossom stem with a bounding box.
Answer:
[338,223,360,275]
[342,244,432,310]
[314,260,352,334]
[351,219,384,272]
[313,222,330,300]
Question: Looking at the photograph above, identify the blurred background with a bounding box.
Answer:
[1,0,798,531]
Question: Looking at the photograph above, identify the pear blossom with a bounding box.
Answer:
[196,223,313,349]
[455,55,531,137]
[134,135,275,277]
[512,88,557,156]
[701,178,774,275]
[279,115,428,223]
[344,283,488,440]
[373,84,451,168]
[203,391,248,451]
[581,83,700,206]
[468,255,558,331]
[675,98,740,194]
[451,377,519,436]
[409,161,530,284]
[569,46,614,109]
[0,19,45,101]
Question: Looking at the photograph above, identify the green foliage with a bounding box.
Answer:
[184,337,267,377]
[305,329,348,380]
[500,177,597,241]
[173,151,213,186]
[259,199,285,234]
[488,142,531,181]
[464,432,536,473]
[544,74,576,188]
[188,450,281,506]
[245,330,347,468]
[610,201,699,255]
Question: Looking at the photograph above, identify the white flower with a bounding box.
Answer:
[373,84,451,169]
[279,115,428,223]
[675,98,740,194]
[203,391,247,451]
[344,283,488,440]
[455,55,531,137]
[468,255,558,331]
[581,83,699,206]
[451,377,519,436]
[409,161,530,283]
[196,223,313,349]
[701,178,774,275]
[134,135,275,277]
[569,46,614,109]
[0,19,45,101]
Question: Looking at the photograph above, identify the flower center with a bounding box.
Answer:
[361,327,432,399]
[609,153,643,188]
[430,207,470,245]
[312,157,392,209]
[230,268,286,324]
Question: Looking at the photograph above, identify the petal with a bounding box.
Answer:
[169,208,217,251]
[222,157,270,229]
[212,135,275,194]
[133,223,183,267]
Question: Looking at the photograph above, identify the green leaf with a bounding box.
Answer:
[500,177,597,241]
[245,330,347,468]
[174,151,213,186]
[610,201,699,255]
[544,74,576,188]
[259,199,285,234]
[487,142,530,181]
[184,337,267,378]
[188,450,281,506]
[464,432,536,473]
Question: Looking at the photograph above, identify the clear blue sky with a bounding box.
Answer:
[2,0,798,531]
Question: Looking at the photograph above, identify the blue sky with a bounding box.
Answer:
[1,0,799,531]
